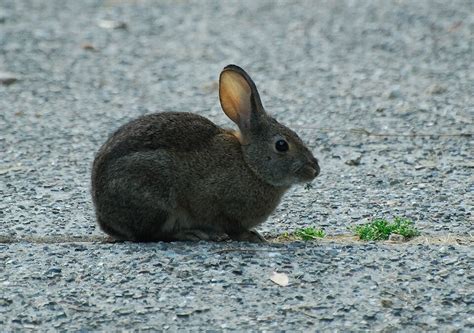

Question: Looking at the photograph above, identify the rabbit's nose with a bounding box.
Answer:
[310,157,320,177]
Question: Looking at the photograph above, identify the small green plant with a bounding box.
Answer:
[355,217,420,241]
[304,183,314,191]
[276,227,326,242]
[294,227,326,240]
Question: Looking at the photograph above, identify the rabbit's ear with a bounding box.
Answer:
[219,65,265,141]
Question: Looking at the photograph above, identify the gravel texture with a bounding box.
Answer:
[0,0,473,331]
[2,241,473,331]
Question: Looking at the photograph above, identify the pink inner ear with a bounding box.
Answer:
[219,71,252,127]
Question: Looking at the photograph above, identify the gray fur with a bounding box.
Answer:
[91,65,319,242]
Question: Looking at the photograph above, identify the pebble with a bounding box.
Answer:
[388,234,405,242]
[0,72,18,85]
[97,20,128,30]
[426,84,448,95]
[385,86,402,99]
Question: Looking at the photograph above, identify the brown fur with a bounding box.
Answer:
[91,65,319,242]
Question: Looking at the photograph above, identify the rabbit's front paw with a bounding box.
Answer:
[230,229,267,243]
[173,229,230,242]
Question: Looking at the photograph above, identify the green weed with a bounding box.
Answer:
[355,217,420,241]
[294,227,326,240]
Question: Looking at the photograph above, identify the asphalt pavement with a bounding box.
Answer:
[1,0,472,331]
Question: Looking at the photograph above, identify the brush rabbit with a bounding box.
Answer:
[91,65,319,242]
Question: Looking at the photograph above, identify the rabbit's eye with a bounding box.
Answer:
[275,139,289,152]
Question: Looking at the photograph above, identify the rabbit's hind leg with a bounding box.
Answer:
[98,206,171,242]
[97,216,131,241]
[159,210,229,242]
[132,208,172,242]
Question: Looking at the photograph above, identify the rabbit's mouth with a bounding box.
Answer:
[295,160,320,182]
